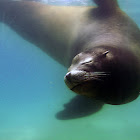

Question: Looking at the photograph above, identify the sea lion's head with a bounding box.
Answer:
[64,46,140,105]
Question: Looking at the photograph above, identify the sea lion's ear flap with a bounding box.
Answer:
[93,0,119,12]
[102,50,109,57]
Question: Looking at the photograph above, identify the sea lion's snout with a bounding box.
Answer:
[64,70,110,97]
[64,46,140,105]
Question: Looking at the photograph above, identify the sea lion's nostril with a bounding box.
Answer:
[65,72,71,81]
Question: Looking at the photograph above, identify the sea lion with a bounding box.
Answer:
[0,0,140,105]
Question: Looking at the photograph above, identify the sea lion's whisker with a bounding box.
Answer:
[88,72,110,77]
[82,72,110,81]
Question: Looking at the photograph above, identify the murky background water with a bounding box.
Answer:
[0,0,140,140]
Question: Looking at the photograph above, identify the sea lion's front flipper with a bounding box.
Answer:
[0,1,89,66]
[93,0,119,13]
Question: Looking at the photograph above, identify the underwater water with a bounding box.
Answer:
[0,0,140,140]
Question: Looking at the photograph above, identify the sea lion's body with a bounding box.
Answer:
[0,2,92,67]
[0,0,140,104]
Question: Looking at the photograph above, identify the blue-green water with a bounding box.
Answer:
[0,0,140,140]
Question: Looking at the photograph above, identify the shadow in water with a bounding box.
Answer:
[56,95,104,120]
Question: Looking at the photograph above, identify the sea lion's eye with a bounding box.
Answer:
[81,57,93,65]
[81,60,93,65]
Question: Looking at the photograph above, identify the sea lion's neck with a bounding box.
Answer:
[70,29,127,62]
[69,8,140,66]
[85,33,132,51]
